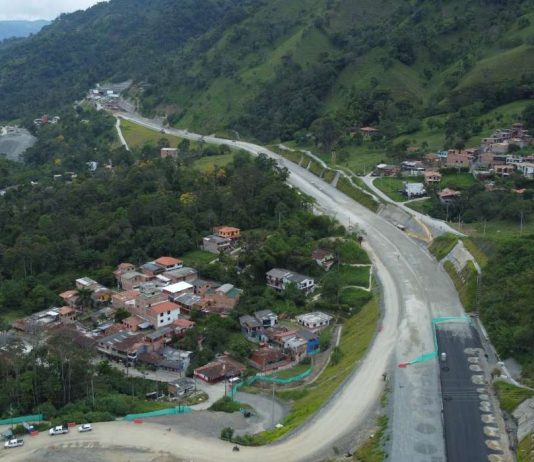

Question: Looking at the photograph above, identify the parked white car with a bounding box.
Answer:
[4,439,24,449]
[49,426,69,436]
[78,424,93,432]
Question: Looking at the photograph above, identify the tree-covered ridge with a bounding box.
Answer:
[1,0,534,149]
[480,237,534,385]
[0,134,309,316]
[0,0,262,121]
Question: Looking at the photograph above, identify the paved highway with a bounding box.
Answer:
[436,322,510,462]
[117,112,467,461]
[5,113,469,462]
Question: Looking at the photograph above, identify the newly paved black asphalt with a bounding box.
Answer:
[436,323,498,462]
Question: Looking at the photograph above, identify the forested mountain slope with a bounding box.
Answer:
[1,0,534,146]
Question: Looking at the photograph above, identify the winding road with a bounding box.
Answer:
[5,113,467,462]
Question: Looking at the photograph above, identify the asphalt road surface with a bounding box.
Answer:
[4,112,471,462]
[437,322,503,462]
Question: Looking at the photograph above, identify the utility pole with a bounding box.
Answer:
[91,376,95,408]
[520,211,524,235]
[271,381,275,428]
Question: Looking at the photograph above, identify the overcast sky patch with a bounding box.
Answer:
[0,0,106,21]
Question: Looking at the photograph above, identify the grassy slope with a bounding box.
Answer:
[121,119,184,149]
[494,381,534,413]
[168,1,534,136]
[518,433,533,462]
[249,297,379,444]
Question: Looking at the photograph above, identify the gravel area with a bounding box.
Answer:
[0,128,37,161]
[21,445,186,462]
[134,391,290,438]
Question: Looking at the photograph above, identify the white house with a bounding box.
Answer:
[147,301,181,328]
[163,281,194,299]
[295,312,333,332]
[266,268,315,294]
[403,182,426,198]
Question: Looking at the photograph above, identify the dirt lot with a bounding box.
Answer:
[18,444,187,462]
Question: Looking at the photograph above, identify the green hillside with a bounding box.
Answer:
[1,0,534,149]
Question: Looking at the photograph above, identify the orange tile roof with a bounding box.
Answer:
[217,226,240,232]
[173,319,195,328]
[123,315,144,327]
[155,256,182,267]
[113,289,140,301]
[149,301,180,315]
[59,290,78,299]
[58,306,75,315]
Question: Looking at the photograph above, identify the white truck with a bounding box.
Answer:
[49,425,69,436]
[4,439,24,449]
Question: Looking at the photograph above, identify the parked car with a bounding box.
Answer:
[4,439,24,449]
[78,424,93,433]
[49,425,69,436]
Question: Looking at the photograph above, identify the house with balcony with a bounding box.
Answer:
[96,331,147,365]
[424,171,441,185]
[239,315,262,341]
[146,301,181,328]
[266,268,315,294]
[154,256,183,272]
[213,226,241,240]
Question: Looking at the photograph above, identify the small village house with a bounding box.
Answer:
[403,182,426,199]
[312,248,335,271]
[373,164,399,177]
[297,329,320,355]
[112,289,140,309]
[154,256,183,272]
[202,235,232,254]
[160,147,178,159]
[164,281,194,299]
[59,290,79,309]
[295,312,333,332]
[164,267,198,284]
[445,150,471,169]
[119,271,147,291]
[266,268,315,294]
[248,348,290,371]
[173,318,196,336]
[145,301,181,328]
[213,226,241,240]
[424,171,441,185]
[168,378,196,397]
[193,356,246,384]
[438,188,462,205]
[254,310,278,328]
[57,307,76,324]
[173,293,202,315]
[240,315,262,341]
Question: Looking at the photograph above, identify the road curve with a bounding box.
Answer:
[6,113,466,462]
[360,173,465,238]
